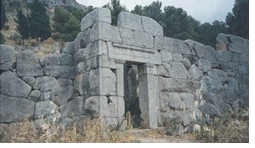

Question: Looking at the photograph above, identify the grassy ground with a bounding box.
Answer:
[0,110,249,143]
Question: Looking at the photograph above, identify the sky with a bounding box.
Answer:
[76,0,235,24]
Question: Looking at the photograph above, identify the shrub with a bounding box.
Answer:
[4,25,9,30]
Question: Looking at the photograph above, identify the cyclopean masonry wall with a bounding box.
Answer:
[0,8,249,132]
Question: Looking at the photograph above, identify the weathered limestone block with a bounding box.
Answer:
[60,97,85,117]
[74,73,91,98]
[208,69,228,82]
[57,78,73,87]
[22,77,36,87]
[161,110,184,124]
[161,51,173,63]
[59,53,74,66]
[154,36,174,52]
[202,76,223,94]
[189,64,203,81]
[198,59,211,72]
[134,31,154,48]
[170,62,190,79]
[119,27,135,46]
[81,8,111,32]
[191,41,217,61]
[182,110,196,126]
[100,96,118,118]
[95,22,122,43]
[0,95,35,123]
[241,54,249,63]
[158,77,195,93]
[238,84,249,107]
[41,92,51,101]
[35,101,59,119]
[98,56,117,69]
[172,53,183,62]
[17,51,44,77]
[51,86,73,106]
[34,76,60,92]
[0,45,16,71]
[84,96,100,118]
[62,42,74,54]
[99,68,117,96]
[202,92,219,105]
[89,69,100,96]
[182,58,191,70]
[0,71,31,98]
[173,39,192,55]
[217,50,232,62]
[181,93,195,109]
[169,93,186,110]
[228,77,239,92]
[39,55,60,66]
[216,42,227,51]
[44,66,75,79]
[28,90,42,102]
[200,103,220,117]
[216,33,249,54]
[76,62,87,74]
[118,12,143,31]
[141,16,164,37]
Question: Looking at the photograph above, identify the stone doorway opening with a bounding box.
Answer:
[124,63,142,128]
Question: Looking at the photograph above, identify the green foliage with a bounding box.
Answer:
[1,0,8,30]
[226,0,249,39]
[15,9,30,42]
[130,5,143,15]
[3,25,9,30]
[0,33,5,44]
[52,7,80,42]
[103,0,128,26]
[64,6,91,22]
[27,0,52,46]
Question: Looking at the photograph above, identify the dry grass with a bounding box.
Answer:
[0,117,137,143]
[195,109,249,143]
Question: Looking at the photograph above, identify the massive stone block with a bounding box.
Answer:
[192,41,217,61]
[216,50,232,62]
[202,76,224,94]
[200,103,221,117]
[169,93,186,110]
[119,27,135,46]
[22,77,36,87]
[189,64,203,81]
[16,51,44,77]
[51,86,73,106]
[35,101,59,119]
[62,42,74,54]
[81,8,111,32]
[60,97,85,117]
[154,36,174,52]
[170,62,190,79]
[173,39,192,55]
[34,76,60,92]
[0,95,35,123]
[59,53,74,66]
[44,66,75,79]
[39,55,60,66]
[0,71,31,98]
[158,77,195,93]
[198,59,211,72]
[133,31,154,48]
[27,90,42,102]
[0,45,16,71]
[118,12,143,31]
[84,96,100,118]
[141,16,164,37]
[208,69,228,82]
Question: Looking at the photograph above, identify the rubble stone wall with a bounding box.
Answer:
[0,8,249,133]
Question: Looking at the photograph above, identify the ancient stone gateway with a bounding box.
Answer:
[0,8,249,132]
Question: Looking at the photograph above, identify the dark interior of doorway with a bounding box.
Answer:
[124,64,142,128]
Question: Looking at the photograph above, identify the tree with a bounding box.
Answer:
[52,7,80,44]
[131,5,143,15]
[226,0,249,39]
[27,0,52,46]
[1,0,8,44]
[15,9,30,46]
[103,0,128,26]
